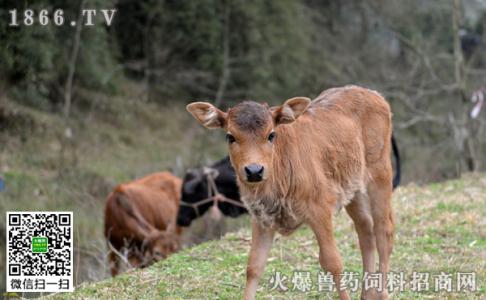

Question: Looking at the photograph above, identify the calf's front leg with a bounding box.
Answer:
[308,205,350,300]
[243,220,275,300]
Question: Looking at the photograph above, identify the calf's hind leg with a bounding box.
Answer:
[368,178,394,300]
[346,194,377,299]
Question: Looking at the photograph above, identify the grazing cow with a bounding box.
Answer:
[187,85,395,300]
[104,172,182,277]
[177,156,246,227]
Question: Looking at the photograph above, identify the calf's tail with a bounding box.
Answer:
[391,134,401,189]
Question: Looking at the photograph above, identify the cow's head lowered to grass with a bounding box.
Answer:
[187,98,310,186]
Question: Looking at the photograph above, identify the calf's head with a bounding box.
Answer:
[187,98,310,187]
[142,228,180,263]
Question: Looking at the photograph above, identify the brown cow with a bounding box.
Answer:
[187,85,395,300]
[104,172,182,277]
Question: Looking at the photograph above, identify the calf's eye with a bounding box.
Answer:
[226,133,236,144]
[268,131,276,143]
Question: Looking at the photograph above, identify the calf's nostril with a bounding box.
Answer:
[256,166,263,175]
[244,166,251,176]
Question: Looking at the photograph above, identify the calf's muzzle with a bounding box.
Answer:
[244,164,264,182]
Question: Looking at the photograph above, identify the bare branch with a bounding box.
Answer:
[106,240,132,268]
[64,0,85,118]
[386,29,440,82]
[452,0,467,103]
[215,2,231,106]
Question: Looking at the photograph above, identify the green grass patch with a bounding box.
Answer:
[49,174,486,299]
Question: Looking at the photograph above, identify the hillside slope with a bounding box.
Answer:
[51,175,485,299]
[0,87,227,290]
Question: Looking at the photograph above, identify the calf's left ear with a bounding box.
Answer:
[272,97,311,125]
[186,102,227,129]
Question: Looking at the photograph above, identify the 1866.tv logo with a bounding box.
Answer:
[8,9,116,27]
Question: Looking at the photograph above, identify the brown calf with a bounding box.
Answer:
[104,172,182,277]
[187,85,394,300]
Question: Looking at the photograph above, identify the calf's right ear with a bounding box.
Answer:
[186,102,227,129]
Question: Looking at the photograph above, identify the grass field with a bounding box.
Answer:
[47,174,486,299]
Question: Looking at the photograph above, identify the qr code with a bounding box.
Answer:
[6,212,74,292]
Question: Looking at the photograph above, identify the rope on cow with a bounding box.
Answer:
[179,167,246,218]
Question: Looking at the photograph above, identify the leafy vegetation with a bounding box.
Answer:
[1,0,486,180]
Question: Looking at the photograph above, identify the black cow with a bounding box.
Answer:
[176,156,247,227]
